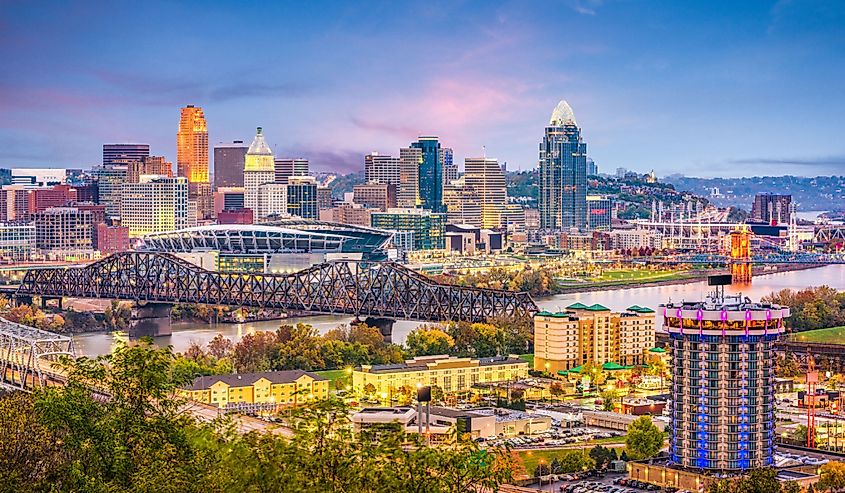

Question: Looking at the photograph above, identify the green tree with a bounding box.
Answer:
[708,468,784,493]
[406,327,455,356]
[600,389,620,411]
[817,461,845,492]
[625,416,664,460]
[588,445,616,469]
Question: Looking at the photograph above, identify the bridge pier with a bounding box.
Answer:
[360,317,396,343]
[13,295,32,307]
[40,296,63,310]
[129,303,173,338]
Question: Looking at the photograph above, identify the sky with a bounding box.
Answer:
[1,0,844,178]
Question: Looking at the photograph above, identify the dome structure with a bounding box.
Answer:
[244,127,274,172]
[247,127,273,156]
[549,100,577,126]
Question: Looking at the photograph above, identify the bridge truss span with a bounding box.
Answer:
[0,317,75,391]
[16,252,537,323]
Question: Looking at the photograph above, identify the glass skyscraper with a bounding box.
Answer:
[539,100,587,230]
[411,136,444,213]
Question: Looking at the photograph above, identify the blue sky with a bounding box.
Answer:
[1,0,843,177]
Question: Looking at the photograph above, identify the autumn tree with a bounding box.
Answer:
[406,327,455,356]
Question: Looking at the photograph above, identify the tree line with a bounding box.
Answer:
[763,286,845,331]
[0,341,515,492]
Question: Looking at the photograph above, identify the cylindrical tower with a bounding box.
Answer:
[662,293,789,471]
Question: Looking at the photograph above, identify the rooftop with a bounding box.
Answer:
[184,370,325,391]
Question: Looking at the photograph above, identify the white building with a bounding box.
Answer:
[120,175,190,237]
[243,128,275,213]
[10,168,66,186]
[256,183,288,218]
[464,157,506,229]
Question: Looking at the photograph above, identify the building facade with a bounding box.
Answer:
[751,193,792,225]
[587,195,613,231]
[34,207,95,256]
[443,177,483,226]
[353,182,396,211]
[364,153,401,187]
[533,303,656,373]
[213,141,248,188]
[0,222,35,260]
[125,155,173,183]
[411,136,444,212]
[176,105,209,183]
[286,176,318,219]
[120,176,190,237]
[398,147,421,208]
[539,100,587,230]
[181,370,329,408]
[255,183,288,218]
[464,157,506,229]
[371,208,446,250]
[102,143,149,166]
[274,158,309,184]
[662,293,788,471]
[93,165,128,217]
[353,354,529,396]
[243,128,276,213]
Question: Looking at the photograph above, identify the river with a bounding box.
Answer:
[71,264,845,357]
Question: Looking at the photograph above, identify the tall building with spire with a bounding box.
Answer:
[177,105,208,183]
[539,100,587,230]
[243,127,275,212]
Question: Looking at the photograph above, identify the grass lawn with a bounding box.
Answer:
[791,326,845,344]
[518,353,534,366]
[591,269,684,283]
[314,368,352,389]
[517,442,627,472]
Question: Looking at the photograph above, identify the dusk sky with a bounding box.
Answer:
[1,1,843,177]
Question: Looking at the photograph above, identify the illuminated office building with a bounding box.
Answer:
[120,176,190,237]
[464,157,506,229]
[177,105,209,183]
[539,100,587,230]
[243,127,275,213]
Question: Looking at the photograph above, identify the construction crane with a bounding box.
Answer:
[807,350,818,449]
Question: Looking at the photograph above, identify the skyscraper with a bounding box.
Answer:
[464,157,506,229]
[274,158,309,184]
[410,136,444,213]
[398,147,421,208]
[213,141,248,189]
[243,127,275,212]
[441,147,457,186]
[539,100,587,230]
[102,144,149,166]
[177,105,209,183]
[751,193,792,225]
[365,153,402,186]
[662,288,788,471]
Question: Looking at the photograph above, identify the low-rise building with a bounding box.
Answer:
[180,370,329,409]
[0,222,35,260]
[534,303,656,373]
[353,354,529,396]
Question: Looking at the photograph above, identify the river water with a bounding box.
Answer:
[71,265,845,357]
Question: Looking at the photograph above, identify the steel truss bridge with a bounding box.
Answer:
[13,252,537,323]
[0,317,75,391]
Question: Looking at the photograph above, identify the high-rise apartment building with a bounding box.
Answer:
[102,144,149,166]
[410,136,444,212]
[364,152,402,186]
[464,157,506,229]
[398,147,421,208]
[533,304,655,374]
[662,290,788,471]
[120,176,190,237]
[243,128,275,213]
[539,100,587,230]
[177,105,209,183]
[751,193,792,225]
[316,187,333,211]
[213,141,248,189]
[274,158,309,184]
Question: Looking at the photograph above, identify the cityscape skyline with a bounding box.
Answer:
[2,1,844,178]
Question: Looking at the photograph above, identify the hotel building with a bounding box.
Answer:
[181,370,329,409]
[533,303,656,374]
[662,292,789,471]
[353,354,529,396]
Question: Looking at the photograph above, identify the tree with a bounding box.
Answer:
[589,445,616,469]
[600,389,620,412]
[207,334,234,359]
[406,327,455,356]
[625,416,664,460]
[620,450,630,461]
[818,461,845,492]
[708,468,784,493]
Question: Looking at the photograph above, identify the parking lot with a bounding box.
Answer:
[481,426,625,449]
[532,474,689,493]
